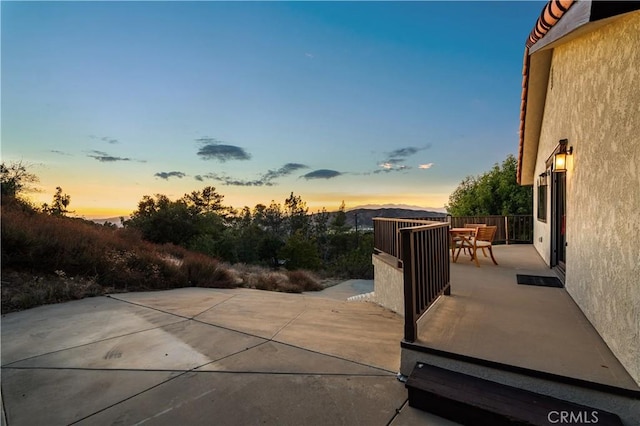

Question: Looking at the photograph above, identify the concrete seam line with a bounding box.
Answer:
[106,295,192,320]
[183,369,393,377]
[189,340,269,371]
[269,306,309,341]
[1,385,8,426]
[190,293,238,320]
[67,370,192,425]
[385,399,410,426]
[270,339,399,375]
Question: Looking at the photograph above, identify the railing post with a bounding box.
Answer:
[505,216,509,245]
[401,228,417,342]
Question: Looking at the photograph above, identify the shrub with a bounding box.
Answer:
[285,270,323,292]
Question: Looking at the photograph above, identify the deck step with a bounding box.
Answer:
[406,363,623,426]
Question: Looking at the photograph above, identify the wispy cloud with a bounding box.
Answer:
[302,169,343,180]
[262,163,308,182]
[196,137,251,162]
[86,150,145,163]
[374,165,411,174]
[89,135,119,144]
[49,150,72,156]
[194,162,308,187]
[375,144,432,173]
[195,172,270,187]
[419,163,434,169]
[305,53,314,59]
[87,150,131,162]
[155,171,186,180]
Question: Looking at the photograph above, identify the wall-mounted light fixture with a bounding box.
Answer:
[546,139,573,172]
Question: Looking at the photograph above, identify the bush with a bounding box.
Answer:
[285,270,323,292]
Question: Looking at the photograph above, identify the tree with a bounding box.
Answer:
[1,161,39,197]
[284,192,309,236]
[181,186,226,216]
[125,194,199,245]
[446,154,532,216]
[42,187,72,216]
[279,231,322,270]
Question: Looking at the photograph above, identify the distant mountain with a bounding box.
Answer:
[351,203,447,213]
[343,208,447,229]
[90,216,127,227]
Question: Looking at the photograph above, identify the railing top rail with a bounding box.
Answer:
[399,222,450,233]
[372,217,444,224]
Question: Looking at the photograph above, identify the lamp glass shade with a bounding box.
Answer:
[553,152,567,172]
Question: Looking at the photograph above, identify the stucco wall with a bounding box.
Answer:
[372,254,404,316]
[533,11,640,385]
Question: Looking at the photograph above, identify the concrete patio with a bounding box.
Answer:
[403,244,639,392]
[1,281,457,426]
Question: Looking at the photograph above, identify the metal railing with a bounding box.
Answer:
[400,223,450,342]
[373,215,532,342]
[373,218,442,263]
[373,218,451,342]
[408,215,534,244]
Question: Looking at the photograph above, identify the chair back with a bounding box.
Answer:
[464,223,487,229]
[475,226,497,242]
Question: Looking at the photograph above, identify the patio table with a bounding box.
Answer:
[449,228,476,262]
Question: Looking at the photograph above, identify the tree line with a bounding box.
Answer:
[123,190,372,277]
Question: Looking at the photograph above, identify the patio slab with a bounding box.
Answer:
[414,244,640,391]
[198,340,386,375]
[0,296,182,365]
[8,320,265,371]
[1,285,429,425]
[1,368,180,425]
[109,287,236,318]
[194,289,311,339]
[74,371,407,426]
[274,300,403,372]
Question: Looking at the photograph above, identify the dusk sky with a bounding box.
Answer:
[2,1,545,218]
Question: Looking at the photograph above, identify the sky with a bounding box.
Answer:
[1,1,546,218]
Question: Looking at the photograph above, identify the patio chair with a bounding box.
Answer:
[461,224,487,256]
[460,225,498,267]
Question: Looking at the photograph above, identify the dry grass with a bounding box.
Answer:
[1,198,325,313]
[229,265,322,293]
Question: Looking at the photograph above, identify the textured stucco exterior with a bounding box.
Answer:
[532,11,640,385]
[372,255,404,316]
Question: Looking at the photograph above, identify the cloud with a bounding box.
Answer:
[155,171,186,180]
[89,135,119,144]
[374,165,411,174]
[261,163,308,182]
[374,144,432,173]
[194,162,308,187]
[50,150,72,156]
[387,147,420,158]
[197,144,251,162]
[302,169,343,180]
[195,172,270,187]
[87,150,131,162]
[419,163,434,169]
[196,137,251,162]
[86,150,145,163]
[305,53,314,59]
